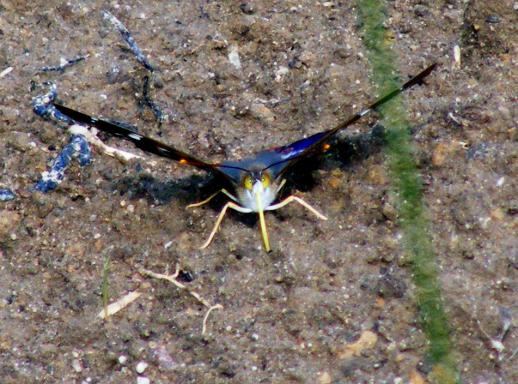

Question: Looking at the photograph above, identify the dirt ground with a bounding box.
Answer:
[0,1,516,383]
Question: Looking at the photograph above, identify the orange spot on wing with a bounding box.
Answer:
[179,159,188,164]
[323,143,331,152]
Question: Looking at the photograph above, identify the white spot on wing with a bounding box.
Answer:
[128,133,142,141]
[281,148,302,160]
[359,108,371,117]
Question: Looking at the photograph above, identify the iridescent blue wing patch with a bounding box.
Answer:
[219,130,329,181]
[258,131,329,178]
[259,63,438,179]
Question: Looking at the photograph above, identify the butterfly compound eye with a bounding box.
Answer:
[243,174,253,190]
[261,173,270,188]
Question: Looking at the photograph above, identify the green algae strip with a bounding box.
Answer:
[356,1,459,382]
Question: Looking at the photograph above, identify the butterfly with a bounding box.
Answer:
[53,63,436,252]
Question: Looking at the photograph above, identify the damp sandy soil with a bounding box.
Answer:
[0,1,516,383]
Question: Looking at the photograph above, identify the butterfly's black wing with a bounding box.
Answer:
[53,103,240,182]
[260,63,437,179]
[53,63,436,184]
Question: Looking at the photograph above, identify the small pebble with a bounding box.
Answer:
[431,142,449,166]
[485,15,500,24]
[118,355,128,365]
[136,361,148,374]
[250,102,275,123]
[228,46,241,70]
[318,371,332,384]
[0,210,20,239]
[8,131,32,152]
[0,188,15,201]
[497,105,511,120]
[334,47,350,59]
[72,359,83,373]
[337,330,378,359]
[413,5,429,17]
[137,377,150,384]
[239,3,255,14]
[366,164,387,185]
[409,369,426,384]
[381,194,398,222]
[327,175,342,190]
[274,66,289,81]
[152,344,177,371]
[490,208,504,221]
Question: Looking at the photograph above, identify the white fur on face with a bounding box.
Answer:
[237,180,277,212]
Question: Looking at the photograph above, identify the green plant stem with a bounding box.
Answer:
[357,1,459,382]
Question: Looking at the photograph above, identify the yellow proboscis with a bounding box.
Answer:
[255,193,271,252]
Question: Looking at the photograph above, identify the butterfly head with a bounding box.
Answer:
[237,169,278,212]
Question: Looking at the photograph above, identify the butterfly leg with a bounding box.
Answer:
[200,201,252,249]
[187,189,238,209]
[276,179,287,193]
[267,195,328,220]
